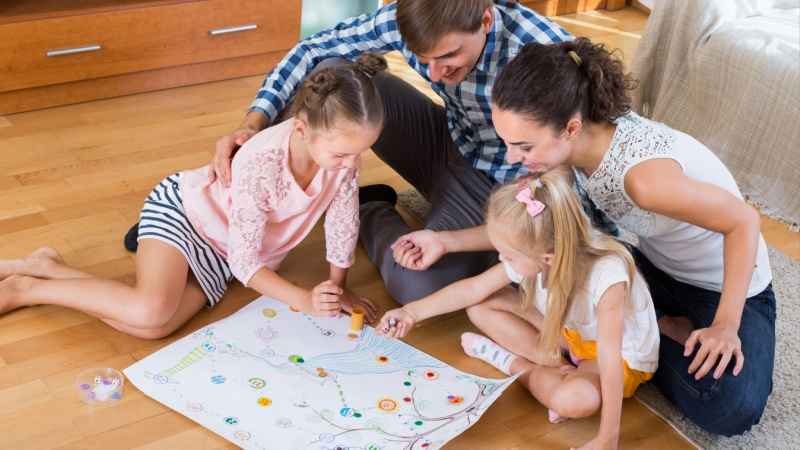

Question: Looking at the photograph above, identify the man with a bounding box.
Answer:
[125,0,582,303]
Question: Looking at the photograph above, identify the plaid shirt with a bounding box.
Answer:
[250,1,618,235]
[251,0,571,183]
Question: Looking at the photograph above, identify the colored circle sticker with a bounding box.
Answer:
[211,375,226,384]
[201,342,216,352]
[377,398,398,412]
[186,402,204,413]
[262,308,277,318]
[275,418,293,428]
[224,417,239,425]
[447,395,464,404]
[248,377,266,389]
[257,396,272,407]
[233,430,252,441]
[403,381,412,387]
[376,356,389,364]
[288,355,305,363]
[316,368,328,378]
[339,407,355,417]
[424,370,439,380]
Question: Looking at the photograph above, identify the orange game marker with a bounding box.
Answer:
[348,307,365,339]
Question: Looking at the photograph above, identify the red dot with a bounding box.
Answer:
[403,397,412,402]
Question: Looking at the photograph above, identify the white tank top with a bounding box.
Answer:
[576,112,772,297]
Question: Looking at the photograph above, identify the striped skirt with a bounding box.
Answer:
[137,174,232,307]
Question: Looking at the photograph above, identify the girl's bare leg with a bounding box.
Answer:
[0,240,205,338]
[463,287,601,419]
[510,357,602,419]
[465,286,547,363]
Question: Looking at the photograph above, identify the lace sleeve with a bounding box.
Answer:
[228,146,291,285]
[324,170,359,268]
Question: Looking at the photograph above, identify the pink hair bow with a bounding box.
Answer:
[516,185,546,217]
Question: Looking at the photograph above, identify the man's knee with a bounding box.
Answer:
[383,265,447,305]
[382,252,492,305]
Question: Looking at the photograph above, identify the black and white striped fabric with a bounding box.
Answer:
[137,174,232,307]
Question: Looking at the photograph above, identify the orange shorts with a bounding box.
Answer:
[562,328,653,398]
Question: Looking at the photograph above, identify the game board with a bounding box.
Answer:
[124,297,517,449]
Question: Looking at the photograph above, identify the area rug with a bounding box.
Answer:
[397,189,800,450]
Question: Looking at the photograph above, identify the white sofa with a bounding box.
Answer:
[632,0,800,227]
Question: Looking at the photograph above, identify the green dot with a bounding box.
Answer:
[415,420,423,426]
[403,381,412,386]
[354,412,362,418]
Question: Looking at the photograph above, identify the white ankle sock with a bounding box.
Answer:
[460,332,517,375]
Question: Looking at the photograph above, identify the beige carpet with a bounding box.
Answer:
[397,189,799,449]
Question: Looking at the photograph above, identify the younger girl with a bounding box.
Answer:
[378,169,659,450]
[0,54,387,338]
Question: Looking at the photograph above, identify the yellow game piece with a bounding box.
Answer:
[349,307,365,335]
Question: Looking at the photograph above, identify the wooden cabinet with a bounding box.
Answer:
[0,0,302,114]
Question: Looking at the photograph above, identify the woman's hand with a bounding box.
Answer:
[391,230,447,271]
[376,307,418,338]
[685,323,744,380]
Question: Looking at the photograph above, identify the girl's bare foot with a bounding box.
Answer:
[0,275,33,315]
[0,247,64,281]
[658,315,694,345]
[24,247,63,277]
[0,258,24,280]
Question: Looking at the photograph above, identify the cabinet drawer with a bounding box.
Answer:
[0,0,301,93]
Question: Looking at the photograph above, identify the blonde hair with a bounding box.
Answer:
[486,167,636,358]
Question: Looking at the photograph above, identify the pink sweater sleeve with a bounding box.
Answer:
[228,146,287,285]
[324,170,360,268]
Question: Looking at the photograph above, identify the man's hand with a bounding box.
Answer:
[339,289,378,324]
[208,127,259,186]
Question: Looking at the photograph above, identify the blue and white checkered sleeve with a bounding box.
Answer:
[249,4,402,121]
[514,7,573,44]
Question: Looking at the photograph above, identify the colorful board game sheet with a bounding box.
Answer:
[124,297,517,449]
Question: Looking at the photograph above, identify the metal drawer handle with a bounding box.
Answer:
[46,45,102,57]
[209,24,258,36]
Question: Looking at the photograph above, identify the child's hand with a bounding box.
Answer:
[377,307,417,339]
[572,434,619,450]
[309,280,343,317]
[339,289,378,324]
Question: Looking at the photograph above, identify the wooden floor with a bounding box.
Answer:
[1,7,798,450]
